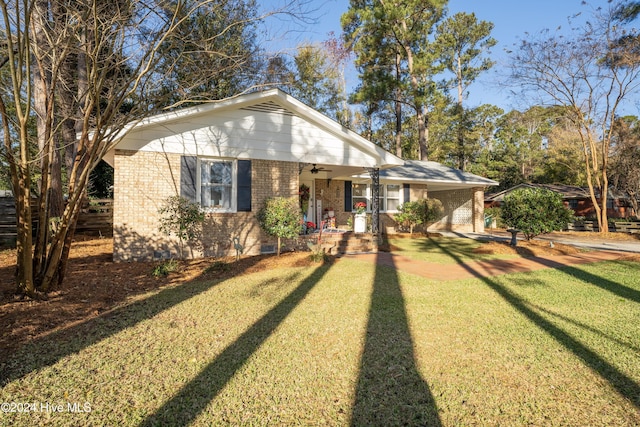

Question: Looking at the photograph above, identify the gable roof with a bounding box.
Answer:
[352,160,498,191]
[485,183,593,202]
[485,183,634,202]
[104,89,404,170]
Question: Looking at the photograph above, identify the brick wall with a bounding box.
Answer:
[113,150,181,261]
[428,188,480,233]
[113,150,300,261]
[314,179,349,226]
[410,184,428,201]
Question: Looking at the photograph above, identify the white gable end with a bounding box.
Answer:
[138,108,377,166]
[108,91,403,169]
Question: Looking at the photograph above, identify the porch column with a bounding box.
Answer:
[473,187,484,232]
[368,167,380,235]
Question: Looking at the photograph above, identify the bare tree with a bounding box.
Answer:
[0,0,312,298]
[609,116,640,218]
[509,4,640,233]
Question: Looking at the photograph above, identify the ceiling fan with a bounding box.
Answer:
[310,164,332,174]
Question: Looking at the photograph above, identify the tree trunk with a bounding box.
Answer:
[36,15,91,291]
[600,154,610,233]
[15,176,35,297]
[32,0,53,286]
[395,53,402,158]
[456,56,465,171]
[0,81,36,297]
[457,104,465,171]
[404,45,428,160]
[579,126,607,234]
[417,108,428,161]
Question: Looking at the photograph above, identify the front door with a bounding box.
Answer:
[300,179,315,225]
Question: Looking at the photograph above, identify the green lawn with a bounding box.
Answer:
[387,235,519,263]
[1,242,639,426]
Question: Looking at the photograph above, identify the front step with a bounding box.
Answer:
[317,232,378,255]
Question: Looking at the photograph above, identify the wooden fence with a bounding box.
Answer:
[0,197,113,246]
[0,197,17,245]
[76,199,113,236]
[566,220,640,233]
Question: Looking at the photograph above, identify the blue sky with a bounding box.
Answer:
[262,0,613,112]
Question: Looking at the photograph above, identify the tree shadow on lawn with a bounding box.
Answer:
[529,303,640,354]
[140,261,332,426]
[394,234,491,260]
[498,254,640,305]
[425,236,640,305]
[0,254,289,386]
[350,250,442,426]
[560,261,640,304]
[429,238,640,410]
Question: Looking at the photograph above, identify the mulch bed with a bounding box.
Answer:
[472,240,580,256]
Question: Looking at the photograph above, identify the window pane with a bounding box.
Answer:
[206,186,231,209]
[353,183,367,198]
[387,184,400,198]
[205,162,232,184]
[385,184,400,211]
[352,183,369,211]
[387,199,400,211]
[201,160,233,210]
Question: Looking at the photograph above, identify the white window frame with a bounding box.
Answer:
[351,182,403,213]
[385,183,401,212]
[352,182,369,212]
[198,158,237,213]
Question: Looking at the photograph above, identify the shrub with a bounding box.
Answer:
[308,243,328,263]
[501,188,574,240]
[151,259,180,277]
[158,195,205,258]
[256,197,302,256]
[394,198,444,236]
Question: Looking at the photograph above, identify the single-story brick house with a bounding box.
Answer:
[104,89,497,261]
[485,183,636,219]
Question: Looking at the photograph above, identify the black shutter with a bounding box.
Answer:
[344,181,352,211]
[180,156,197,202]
[403,183,410,204]
[237,160,252,212]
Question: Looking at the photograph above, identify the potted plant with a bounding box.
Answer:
[353,202,367,232]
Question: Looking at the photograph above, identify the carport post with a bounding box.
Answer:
[368,167,380,236]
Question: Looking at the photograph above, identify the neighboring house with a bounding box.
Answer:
[485,183,636,219]
[104,89,497,261]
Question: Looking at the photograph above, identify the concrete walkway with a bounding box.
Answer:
[340,250,626,281]
[447,230,640,254]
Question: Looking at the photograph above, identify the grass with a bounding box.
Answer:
[1,241,639,426]
[387,235,517,263]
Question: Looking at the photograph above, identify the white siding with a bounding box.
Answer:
[116,108,380,167]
